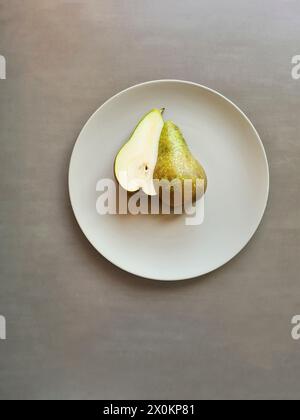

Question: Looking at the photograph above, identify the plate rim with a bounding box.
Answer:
[68,79,270,281]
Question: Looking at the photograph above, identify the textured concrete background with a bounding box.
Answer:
[0,0,300,400]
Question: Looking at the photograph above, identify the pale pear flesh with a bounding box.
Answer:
[114,109,164,195]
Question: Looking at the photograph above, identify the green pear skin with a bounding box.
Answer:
[153,121,207,206]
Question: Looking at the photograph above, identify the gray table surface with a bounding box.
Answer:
[0,0,300,400]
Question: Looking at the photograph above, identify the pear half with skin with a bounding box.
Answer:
[153,121,207,207]
[114,109,164,195]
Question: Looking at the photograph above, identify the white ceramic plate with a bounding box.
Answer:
[69,80,269,281]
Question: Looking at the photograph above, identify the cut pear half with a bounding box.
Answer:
[114,109,164,195]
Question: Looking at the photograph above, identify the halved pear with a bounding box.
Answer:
[153,121,207,207]
[114,109,164,195]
